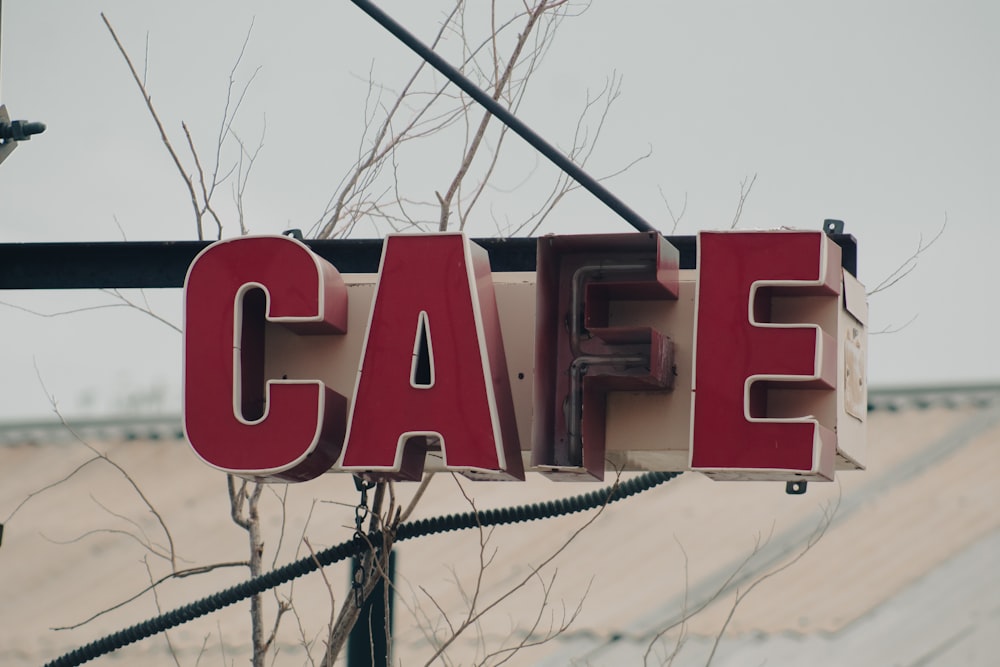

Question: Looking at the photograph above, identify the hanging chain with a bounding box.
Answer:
[352,475,376,608]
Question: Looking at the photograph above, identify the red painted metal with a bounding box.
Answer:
[532,232,680,480]
[691,231,841,479]
[339,234,523,481]
[178,231,865,484]
[183,236,348,482]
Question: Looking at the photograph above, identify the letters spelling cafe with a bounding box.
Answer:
[183,230,868,487]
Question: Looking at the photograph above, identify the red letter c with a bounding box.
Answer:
[184,236,348,482]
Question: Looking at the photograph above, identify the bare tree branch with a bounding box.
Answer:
[868,216,947,295]
[143,556,182,667]
[102,13,204,240]
[421,474,616,665]
[437,1,559,231]
[100,289,182,332]
[303,537,339,666]
[870,313,919,336]
[315,2,466,239]
[104,12,262,242]
[659,186,688,234]
[52,560,250,631]
[34,365,178,571]
[729,172,757,229]
[3,455,101,524]
[322,482,391,666]
[703,497,839,667]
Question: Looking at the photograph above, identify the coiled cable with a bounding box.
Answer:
[46,471,681,667]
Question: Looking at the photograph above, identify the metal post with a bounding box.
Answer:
[348,550,395,666]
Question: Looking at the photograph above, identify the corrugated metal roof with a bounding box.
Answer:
[2,386,998,666]
[545,528,1000,667]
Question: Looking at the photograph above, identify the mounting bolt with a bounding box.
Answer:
[0,119,46,141]
[785,481,808,495]
[823,219,845,235]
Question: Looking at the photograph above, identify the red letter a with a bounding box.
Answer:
[339,233,523,481]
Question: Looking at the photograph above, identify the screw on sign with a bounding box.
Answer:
[183,230,867,485]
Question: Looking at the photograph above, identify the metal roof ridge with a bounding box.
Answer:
[0,380,998,429]
[868,382,1000,412]
[868,381,1000,395]
[0,413,184,445]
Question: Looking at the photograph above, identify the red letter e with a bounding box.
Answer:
[691,230,841,480]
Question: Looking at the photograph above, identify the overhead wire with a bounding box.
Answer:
[46,471,681,667]
[42,0,681,662]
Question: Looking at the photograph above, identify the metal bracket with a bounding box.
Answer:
[0,104,46,166]
[823,219,845,235]
[0,105,15,165]
[785,481,808,495]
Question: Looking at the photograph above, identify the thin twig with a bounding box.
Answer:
[423,473,616,665]
[703,497,840,667]
[101,13,203,239]
[868,216,947,295]
[870,313,919,336]
[303,537,339,666]
[100,289,182,332]
[52,561,250,630]
[143,556,182,667]
[438,1,556,231]
[659,187,688,234]
[729,172,757,229]
[35,364,177,570]
[322,482,390,666]
[3,456,101,524]
[399,473,436,523]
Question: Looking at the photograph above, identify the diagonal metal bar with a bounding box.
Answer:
[348,0,659,234]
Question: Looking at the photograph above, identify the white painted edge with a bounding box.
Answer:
[409,310,435,389]
[843,269,869,326]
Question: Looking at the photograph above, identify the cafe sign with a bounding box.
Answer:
[183,230,867,484]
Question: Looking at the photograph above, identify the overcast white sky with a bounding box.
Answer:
[0,1,997,420]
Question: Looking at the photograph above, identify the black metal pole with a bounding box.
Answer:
[348,0,659,235]
[0,235,865,290]
[347,550,394,666]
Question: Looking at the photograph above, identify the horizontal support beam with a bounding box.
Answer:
[0,235,856,290]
